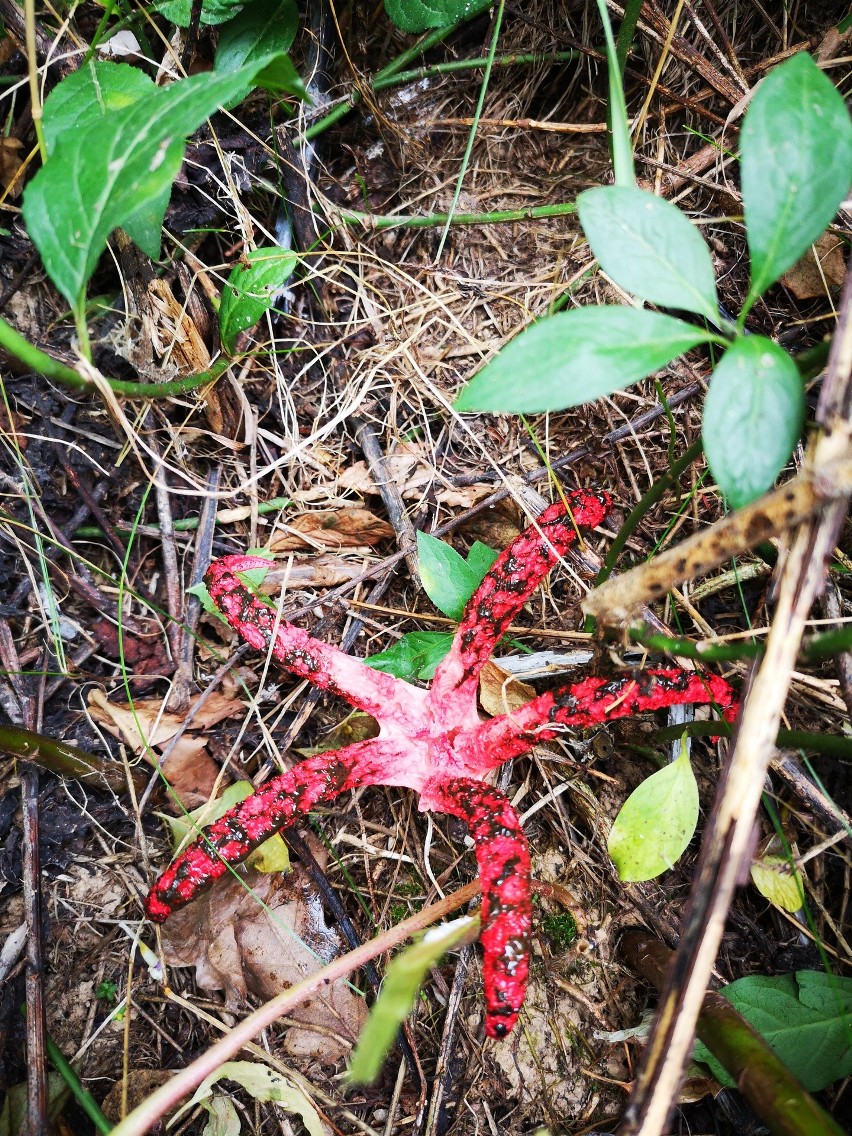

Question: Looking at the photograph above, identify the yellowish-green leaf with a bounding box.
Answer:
[170,1061,324,1136]
[608,736,699,882]
[348,915,479,1084]
[750,855,804,913]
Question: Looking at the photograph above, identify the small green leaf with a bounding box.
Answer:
[703,336,804,509]
[366,631,454,681]
[157,0,245,27]
[188,581,229,623]
[348,916,478,1084]
[750,855,804,913]
[416,532,497,620]
[171,1061,324,1136]
[465,540,500,579]
[455,308,718,414]
[219,248,299,352]
[23,55,306,310]
[578,186,719,324]
[384,0,490,34]
[608,736,699,881]
[215,0,299,73]
[741,52,852,313]
[693,971,852,1092]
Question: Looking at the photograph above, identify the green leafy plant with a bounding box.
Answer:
[20,52,305,349]
[367,532,497,680]
[219,248,300,352]
[456,45,852,509]
[693,971,852,1092]
[384,0,490,35]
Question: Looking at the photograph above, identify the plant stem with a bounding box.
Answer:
[73,496,290,540]
[334,201,576,230]
[1,722,145,794]
[0,313,231,397]
[655,719,852,760]
[44,1029,114,1134]
[24,0,46,160]
[629,626,762,664]
[303,20,465,143]
[436,0,505,259]
[372,51,578,92]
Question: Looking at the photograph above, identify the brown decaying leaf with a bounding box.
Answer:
[781,232,846,300]
[338,441,493,508]
[0,137,25,198]
[478,660,537,718]
[269,507,395,552]
[159,841,367,1063]
[88,689,245,808]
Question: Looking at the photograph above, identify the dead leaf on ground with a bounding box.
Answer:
[269,507,394,552]
[781,232,846,299]
[159,837,367,1063]
[101,1071,174,1123]
[0,138,25,198]
[87,689,245,808]
[338,441,493,508]
[478,660,536,718]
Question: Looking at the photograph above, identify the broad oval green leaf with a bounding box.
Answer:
[693,971,852,1092]
[348,916,478,1084]
[219,247,299,351]
[578,186,719,324]
[416,531,479,620]
[171,1061,325,1136]
[741,52,852,313]
[23,55,306,310]
[455,308,718,414]
[703,336,803,509]
[384,0,490,34]
[41,60,167,256]
[215,0,299,73]
[608,740,699,882]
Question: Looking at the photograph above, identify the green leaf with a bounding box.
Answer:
[40,60,168,256]
[219,247,299,352]
[384,0,490,34]
[703,336,804,509]
[578,186,719,324]
[348,916,478,1084]
[593,0,634,185]
[608,736,699,881]
[215,0,299,73]
[22,55,306,310]
[366,631,454,681]
[170,1061,324,1136]
[693,971,852,1092]
[455,308,718,414]
[157,0,245,27]
[465,540,500,579]
[416,531,497,620]
[741,52,852,314]
[750,855,804,913]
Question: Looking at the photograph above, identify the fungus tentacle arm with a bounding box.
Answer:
[144,740,404,922]
[428,777,532,1039]
[429,491,612,715]
[206,556,426,728]
[468,668,739,765]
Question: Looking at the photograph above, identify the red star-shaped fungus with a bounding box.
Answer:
[146,490,737,1037]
